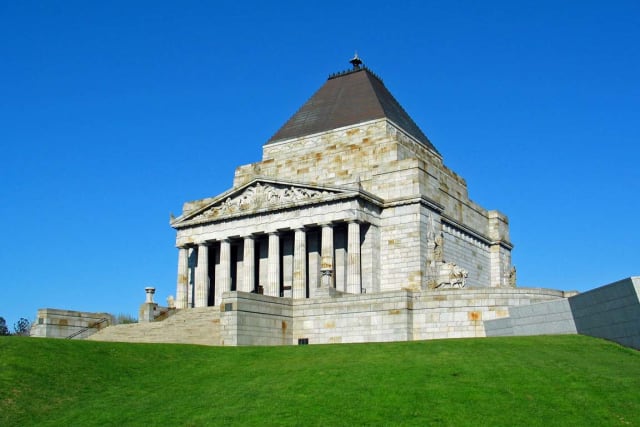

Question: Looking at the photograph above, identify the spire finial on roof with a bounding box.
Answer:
[349,52,363,69]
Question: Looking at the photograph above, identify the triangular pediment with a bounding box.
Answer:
[171,179,370,228]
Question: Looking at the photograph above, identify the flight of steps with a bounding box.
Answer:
[87,307,222,346]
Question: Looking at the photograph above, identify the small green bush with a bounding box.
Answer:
[115,313,137,324]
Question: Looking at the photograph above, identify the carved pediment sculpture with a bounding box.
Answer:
[190,182,335,221]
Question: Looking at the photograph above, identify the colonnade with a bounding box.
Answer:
[175,222,364,309]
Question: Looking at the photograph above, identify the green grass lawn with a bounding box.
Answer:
[1,335,638,426]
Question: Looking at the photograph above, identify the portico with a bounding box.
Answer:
[172,180,378,308]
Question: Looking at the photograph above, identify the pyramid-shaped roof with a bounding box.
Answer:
[267,64,439,155]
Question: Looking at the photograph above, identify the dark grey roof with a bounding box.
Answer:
[267,67,439,155]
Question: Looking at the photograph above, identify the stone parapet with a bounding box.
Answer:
[87,287,569,346]
[30,309,114,339]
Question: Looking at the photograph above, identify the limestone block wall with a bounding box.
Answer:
[378,202,424,291]
[30,309,114,339]
[411,288,568,340]
[217,288,568,346]
[258,119,503,239]
[368,158,423,201]
[234,119,487,221]
[289,288,567,344]
[89,287,572,347]
[220,292,293,346]
[489,244,513,287]
[441,222,491,287]
[292,291,413,344]
[235,120,395,190]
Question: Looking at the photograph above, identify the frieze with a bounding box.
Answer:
[190,183,335,222]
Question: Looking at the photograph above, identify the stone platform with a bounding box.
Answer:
[89,287,570,346]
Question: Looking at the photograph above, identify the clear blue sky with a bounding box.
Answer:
[1,1,638,329]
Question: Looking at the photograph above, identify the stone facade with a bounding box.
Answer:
[172,101,513,300]
[93,60,572,346]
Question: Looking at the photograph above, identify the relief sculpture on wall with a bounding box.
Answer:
[426,213,468,289]
[434,261,468,288]
[192,183,334,221]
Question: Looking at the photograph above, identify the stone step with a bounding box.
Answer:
[88,307,222,346]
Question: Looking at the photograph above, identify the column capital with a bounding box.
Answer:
[195,240,210,247]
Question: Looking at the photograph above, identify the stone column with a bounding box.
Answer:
[267,232,280,297]
[241,236,255,293]
[194,243,209,307]
[293,228,307,299]
[175,246,189,309]
[320,223,334,288]
[347,221,362,294]
[218,239,232,300]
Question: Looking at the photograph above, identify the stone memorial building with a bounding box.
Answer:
[171,56,515,304]
[90,56,571,346]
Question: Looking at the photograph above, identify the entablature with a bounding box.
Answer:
[171,178,383,230]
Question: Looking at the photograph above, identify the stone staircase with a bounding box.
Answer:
[87,307,222,346]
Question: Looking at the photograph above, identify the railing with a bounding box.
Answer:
[152,307,176,322]
[66,318,110,339]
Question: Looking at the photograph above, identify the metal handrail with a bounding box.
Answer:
[66,317,110,339]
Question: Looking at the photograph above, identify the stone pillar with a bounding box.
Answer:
[347,221,362,294]
[139,287,157,323]
[321,223,334,288]
[218,239,232,299]
[194,243,209,307]
[488,210,513,287]
[175,246,189,309]
[293,228,307,299]
[241,236,255,293]
[267,232,280,297]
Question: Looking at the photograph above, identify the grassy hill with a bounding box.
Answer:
[1,335,639,426]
